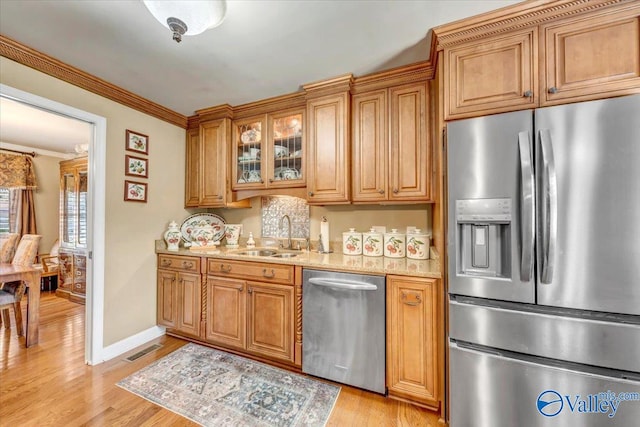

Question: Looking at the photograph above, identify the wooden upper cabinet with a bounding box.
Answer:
[200,119,229,206]
[306,92,351,204]
[352,90,387,202]
[444,28,537,119]
[390,83,430,201]
[352,82,431,203]
[184,128,200,207]
[541,5,640,105]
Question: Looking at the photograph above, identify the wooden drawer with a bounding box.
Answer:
[158,255,201,273]
[207,259,295,285]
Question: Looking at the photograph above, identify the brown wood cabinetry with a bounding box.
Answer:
[246,281,294,363]
[232,108,306,191]
[387,275,441,410]
[203,259,299,366]
[157,254,202,338]
[56,157,88,304]
[443,29,537,119]
[435,1,640,119]
[304,75,352,205]
[541,5,640,105]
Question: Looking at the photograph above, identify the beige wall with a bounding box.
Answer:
[217,197,432,247]
[32,153,62,253]
[1,57,190,346]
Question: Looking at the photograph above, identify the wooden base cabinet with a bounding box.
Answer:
[157,255,202,338]
[386,275,440,411]
[247,281,294,363]
[204,259,299,366]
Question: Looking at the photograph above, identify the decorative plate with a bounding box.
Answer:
[241,129,261,144]
[180,213,226,243]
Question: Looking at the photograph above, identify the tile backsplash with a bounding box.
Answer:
[260,196,310,239]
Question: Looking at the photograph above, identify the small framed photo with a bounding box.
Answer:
[125,129,149,155]
[125,155,149,178]
[124,180,147,203]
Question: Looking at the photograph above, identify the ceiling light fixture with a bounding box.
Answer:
[142,0,227,43]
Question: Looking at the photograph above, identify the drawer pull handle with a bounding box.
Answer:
[220,264,232,273]
[262,268,275,278]
[161,259,172,267]
[182,261,194,269]
[401,292,421,306]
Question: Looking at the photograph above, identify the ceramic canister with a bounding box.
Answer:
[384,229,405,258]
[362,228,383,257]
[342,228,363,255]
[163,221,181,251]
[406,229,430,260]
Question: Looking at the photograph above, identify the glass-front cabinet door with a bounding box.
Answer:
[77,171,88,248]
[62,172,77,246]
[233,117,265,189]
[232,109,305,190]
[267,109,305,188]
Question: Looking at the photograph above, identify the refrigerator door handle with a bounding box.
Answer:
[539,129,557,284]
[518,131,535,282]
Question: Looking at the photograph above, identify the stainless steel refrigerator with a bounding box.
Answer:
[447,95,640,427]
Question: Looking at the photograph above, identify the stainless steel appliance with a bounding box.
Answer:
[447,95,640,427]
[302,268,386,394]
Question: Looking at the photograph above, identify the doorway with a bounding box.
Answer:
[0,83,106,365]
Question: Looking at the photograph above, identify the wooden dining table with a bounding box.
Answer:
[0,263,41,347]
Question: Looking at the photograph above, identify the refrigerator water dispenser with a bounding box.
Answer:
[456,198,511,278]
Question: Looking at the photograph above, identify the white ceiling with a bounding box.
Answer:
[0,0,521,153]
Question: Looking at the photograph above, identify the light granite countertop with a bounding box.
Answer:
[155,240,441,279]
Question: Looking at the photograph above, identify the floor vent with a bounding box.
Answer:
[125,344,162,362]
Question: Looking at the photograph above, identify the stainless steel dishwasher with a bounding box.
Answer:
[302,268,386,394]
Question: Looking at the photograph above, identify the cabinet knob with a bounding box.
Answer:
[262,268,276,279]
[548,87,558,94]
[308,191,314,197]
[220,264,232,273]
[161,259,172,267]
[260,179,264,183]
[378,189,385,194]
[401,291,422,306]
[218,195,223,200]
[523,90,532,98]
[182,261,194,269]
[269,178,274,183]
[248,288,253,294]
[393,188,399,194]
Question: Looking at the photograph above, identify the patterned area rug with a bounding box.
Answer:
[117,343,340,427]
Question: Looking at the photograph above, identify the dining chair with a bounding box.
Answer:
[33,239,60,292]
[0,234,41,336]
[0,233,20,263]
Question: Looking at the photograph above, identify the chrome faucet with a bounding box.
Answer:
[279,214,292,249]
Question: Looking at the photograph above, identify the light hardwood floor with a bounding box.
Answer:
[1,292,442,426]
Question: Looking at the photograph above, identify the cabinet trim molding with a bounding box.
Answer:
[432,0,632,50]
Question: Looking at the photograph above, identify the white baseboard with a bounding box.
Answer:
[99,326,167,363]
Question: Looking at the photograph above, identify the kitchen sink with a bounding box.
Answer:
[233,249,300,258]
[235,249,278,257]
[271,253,298,258]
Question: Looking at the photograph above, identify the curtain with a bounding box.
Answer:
[0,153,38,236]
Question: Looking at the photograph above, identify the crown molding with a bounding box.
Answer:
[0,35,188,128]
[352,61,433,94]
[432,0,632,50]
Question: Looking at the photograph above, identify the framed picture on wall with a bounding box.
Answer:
[125,155,148,178]
[124,180,147,202]
[125,129,149,155]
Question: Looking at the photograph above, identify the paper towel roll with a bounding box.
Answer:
[320,217,330,252]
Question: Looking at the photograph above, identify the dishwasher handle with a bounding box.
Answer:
[308,277,378,291]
